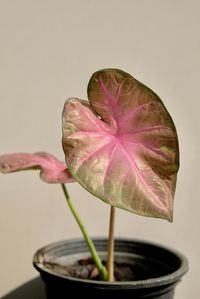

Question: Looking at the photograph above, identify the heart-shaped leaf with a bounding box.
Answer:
[0,152,74,183]
[62,69,179,221]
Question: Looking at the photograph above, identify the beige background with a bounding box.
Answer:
[0,0,199,297]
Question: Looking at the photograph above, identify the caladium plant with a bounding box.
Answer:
[0,68,179,283]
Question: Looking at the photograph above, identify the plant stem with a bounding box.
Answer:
[107,206,116,282]
[61,183,108,281]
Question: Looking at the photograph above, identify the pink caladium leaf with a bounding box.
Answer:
[62,69,179,221]
[0,152,74,183]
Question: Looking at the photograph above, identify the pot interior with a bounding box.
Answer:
[33,238,188,285]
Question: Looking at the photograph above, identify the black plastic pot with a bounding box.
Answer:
[33,238,188,299]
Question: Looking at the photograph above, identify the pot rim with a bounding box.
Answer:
[33,237,189,289]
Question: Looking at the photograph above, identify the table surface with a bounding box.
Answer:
[1,278,46,299]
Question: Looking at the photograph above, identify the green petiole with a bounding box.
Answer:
[61,183,108,281]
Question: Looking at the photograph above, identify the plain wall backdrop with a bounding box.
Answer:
[0,0,199,297]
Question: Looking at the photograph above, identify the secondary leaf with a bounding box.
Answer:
[0,152,74,183]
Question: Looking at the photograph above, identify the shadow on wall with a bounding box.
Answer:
[1,278,45,299]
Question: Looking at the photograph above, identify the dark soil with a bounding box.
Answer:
[44,257,145,281]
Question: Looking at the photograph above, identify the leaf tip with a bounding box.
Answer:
[167,211,173,223]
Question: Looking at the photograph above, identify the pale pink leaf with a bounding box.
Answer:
[0,152,74,183]
[62,69,179,221]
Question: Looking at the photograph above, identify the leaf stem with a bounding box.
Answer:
[107,206,116,281]
[61,183,108,281]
